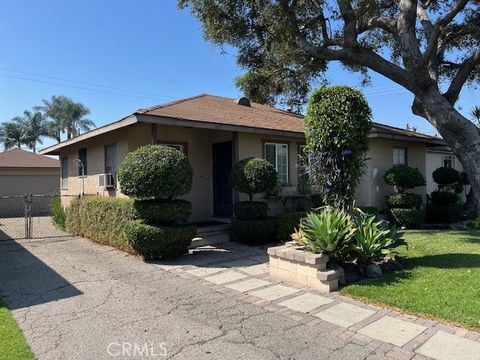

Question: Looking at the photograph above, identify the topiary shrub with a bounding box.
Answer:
[387,193,422,209]
[118,145,193,199]
[388,208,425,229]
[384,165,425,193]
[230,157,277,201]
[430,191,459,207]
[124,221,195,259]
[432,167,461,190]
[427,206,461,223]
[133,199,191,224]
[276,211,306,241]
[233,201,268,220]
[231,218,276,244]
[468,218,480,230]
[304,86,372,209]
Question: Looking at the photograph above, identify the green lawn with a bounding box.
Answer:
[342,230,480,329]
[0,298,34,360]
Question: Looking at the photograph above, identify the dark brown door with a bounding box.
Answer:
[212,141,233,217]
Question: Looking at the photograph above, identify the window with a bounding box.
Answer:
[393,147,407,165]
[443,156,454,168]
[265,142,289,184]
[157,141,188,155]
[78,148,87,176]
[61,156,68,189]
[105,144,117,174]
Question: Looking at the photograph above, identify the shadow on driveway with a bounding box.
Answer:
[0,238,82,310]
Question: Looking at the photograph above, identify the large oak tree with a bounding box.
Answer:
[179,0,480,210]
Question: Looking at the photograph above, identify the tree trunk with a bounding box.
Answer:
[414,87,480,215]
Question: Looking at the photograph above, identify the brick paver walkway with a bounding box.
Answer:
[157,241,480,360]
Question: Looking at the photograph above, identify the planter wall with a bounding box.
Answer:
[267,243,339,292]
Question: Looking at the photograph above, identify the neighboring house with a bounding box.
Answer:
[0,148,60,216]
[426,146,467,202]
[40,94,444,222]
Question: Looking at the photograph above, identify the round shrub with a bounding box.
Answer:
[233,201,268,220]
[304,86,372,208]
[124,221,196,259]
[389,208,425,228]
[384,165,425,192]
[133,199,191,224]
[430,191,459,207]
[231,218,277,244]
[432,167,461,186]
[469,218,480,230]
[230,157,277,200]
[118,145,193,199]
[427,206,460,223]
[387,193,422,209]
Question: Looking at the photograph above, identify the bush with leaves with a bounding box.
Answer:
[387,193,422,209]
[432,167,462,191]
[230,157,277,201]
[384,165,425,193]
[50,197,66,230]
[300,207,355,257]
[276,211,306,241]
[388,208,425,228]
[231,218,276,244]
[352,213,405,264]
[304,86,372,209]
[118,145,193,199]
[233,201,268,220]
[428,166,462,223]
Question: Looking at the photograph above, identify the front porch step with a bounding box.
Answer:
[190,234,230,248]
[196,223,231,235]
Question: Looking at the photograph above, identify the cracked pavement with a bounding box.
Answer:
[0,237,389,360]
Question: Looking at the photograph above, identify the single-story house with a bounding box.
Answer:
[0,148,60,216]
[40,94,444,222]
[426,146,467,202]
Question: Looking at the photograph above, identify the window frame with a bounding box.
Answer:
[104,143,117,174]
[78,148,87,177]
[263,140,290,185]
[393,147,408,166]
[157,141,188,156]
[60,156,68,190]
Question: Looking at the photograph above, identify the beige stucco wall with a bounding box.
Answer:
[355,138,427,211]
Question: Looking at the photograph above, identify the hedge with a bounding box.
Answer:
[231,218,276,244]
[230,157,277,201]
[66,196,137,252]
[430,191,459,207]
[389,208,425,229]
[358,206,379,216]
[133,199,191,224]
[427,206,460,223]
[387,193,422,209]
[124,221,196,259]
[276,211,306,241]
[233,201,268,220]
[469,218,480,230]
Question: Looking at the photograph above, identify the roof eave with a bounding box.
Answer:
[369,132,446,146]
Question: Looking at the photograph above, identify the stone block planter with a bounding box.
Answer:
[267,242,339,292]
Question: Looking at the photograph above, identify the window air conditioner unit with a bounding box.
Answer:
[99,173,115,189]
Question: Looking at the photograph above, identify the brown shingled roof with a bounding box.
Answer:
[0,148,59,168]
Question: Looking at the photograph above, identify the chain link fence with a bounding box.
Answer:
[0,193,77,242]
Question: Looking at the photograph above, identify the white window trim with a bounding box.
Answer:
[60,156,68,190]
[265,142,289,184]
[393,147,407,166]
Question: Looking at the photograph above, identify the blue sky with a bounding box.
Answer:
[0,0,477,150]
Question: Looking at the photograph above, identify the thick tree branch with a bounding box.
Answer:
[357,16,398,35]
[398,0,423,68]
[336,0,357,46]
[444,49,480,104]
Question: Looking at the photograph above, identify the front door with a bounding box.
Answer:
[212,141,233,217]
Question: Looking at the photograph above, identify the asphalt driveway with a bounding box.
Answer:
[0,237,392,360]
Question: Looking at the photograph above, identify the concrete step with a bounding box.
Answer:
[190,233,230,248]
[196,224,231,235]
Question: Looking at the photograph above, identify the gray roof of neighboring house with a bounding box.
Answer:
[0,148,59,168]
[40,94,446,155]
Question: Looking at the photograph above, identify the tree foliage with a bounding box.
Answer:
[230,157,277,201]
[304,86,372,209]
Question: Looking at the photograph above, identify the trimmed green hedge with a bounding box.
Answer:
[133,199,191,224]
[389,208,425,229]
[231,218,276,244]
[430,191,459,207]
[233,201,268,220]
[230,157,277,200]
[276,211,305,241]
[66,196,137,252]
[427,206,460,223]
[387,193,422,209]
[124,221,195,259]
[469,218,480,230]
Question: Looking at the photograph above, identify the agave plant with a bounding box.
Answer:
[291,227,306,245]
[352,213,405,263]
[300,207,355,256]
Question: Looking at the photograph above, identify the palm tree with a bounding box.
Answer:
[471,106,480,127]
[16,110,49,153]
[0,120,25,151]
[37,96,95,140]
